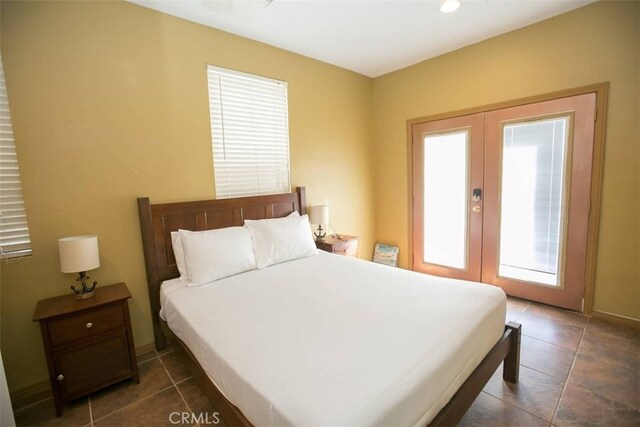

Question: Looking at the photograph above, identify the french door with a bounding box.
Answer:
[411,93,596,311]
[411,113,484,282]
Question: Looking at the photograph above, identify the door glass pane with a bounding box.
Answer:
[423,131,468,269]
[498,117,569,286]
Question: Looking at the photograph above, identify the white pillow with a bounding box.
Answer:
[244,214,317,269]
[170,231,189,283]
[169,212,296,281]
[178,227,257,286]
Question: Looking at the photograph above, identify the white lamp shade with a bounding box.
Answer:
[309,205,329,225]
[58,235,100,273]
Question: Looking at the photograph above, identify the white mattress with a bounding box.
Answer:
[160,252,506,426]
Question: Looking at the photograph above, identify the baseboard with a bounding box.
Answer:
[10,342,156,411]
[591,310,640,330]
[135,342,156,356]
[9,380,51,411]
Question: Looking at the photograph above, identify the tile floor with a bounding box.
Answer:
[14,297,640,427]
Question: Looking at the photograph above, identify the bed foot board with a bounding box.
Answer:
[427,321,522,426]
[503,321,521,383]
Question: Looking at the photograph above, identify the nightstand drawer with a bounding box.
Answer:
[48,304,125,347]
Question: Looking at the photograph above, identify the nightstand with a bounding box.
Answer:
[315,234,359,257]
[33,282,139,416]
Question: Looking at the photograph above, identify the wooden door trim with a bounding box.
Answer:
[406,82,608,314]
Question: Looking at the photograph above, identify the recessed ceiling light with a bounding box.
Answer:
[440,0,461,13]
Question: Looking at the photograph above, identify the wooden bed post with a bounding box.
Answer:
[503,321,521,383]
[297,186,306,215]
[137,197,168,351]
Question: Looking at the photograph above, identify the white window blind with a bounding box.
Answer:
[498,117,568,286]
[0,56,32,259]
[207,65,290,199]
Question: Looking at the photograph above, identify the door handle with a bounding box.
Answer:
[472,188,482,202]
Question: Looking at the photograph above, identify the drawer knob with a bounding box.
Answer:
[57,374,64,381]
[86,322,93,329]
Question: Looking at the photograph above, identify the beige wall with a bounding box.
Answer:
[0,1,374,392]
[1,0,638,396]
[372,1,639,319]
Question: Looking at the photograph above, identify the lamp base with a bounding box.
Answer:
[70,271,98,300]
[314,224,327,241]
[74,289,95,300]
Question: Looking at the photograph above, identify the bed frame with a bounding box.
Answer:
[137,187,521,427]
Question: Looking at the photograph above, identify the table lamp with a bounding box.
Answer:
[58,235,100,300]
[309,205,329,240]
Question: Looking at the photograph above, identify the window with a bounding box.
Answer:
[498,117,569,286]
[0,56,32,258]
[207,66,290,199]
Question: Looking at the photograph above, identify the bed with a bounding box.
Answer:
[137,187,521,426]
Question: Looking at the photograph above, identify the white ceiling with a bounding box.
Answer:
[126,0,594,77]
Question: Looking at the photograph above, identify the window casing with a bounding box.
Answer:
[0,56,32,259]
[207,66,291,199]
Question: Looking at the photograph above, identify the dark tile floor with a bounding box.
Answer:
[14,297,640,426]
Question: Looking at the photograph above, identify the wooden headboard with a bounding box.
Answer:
[137,187,306,350]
